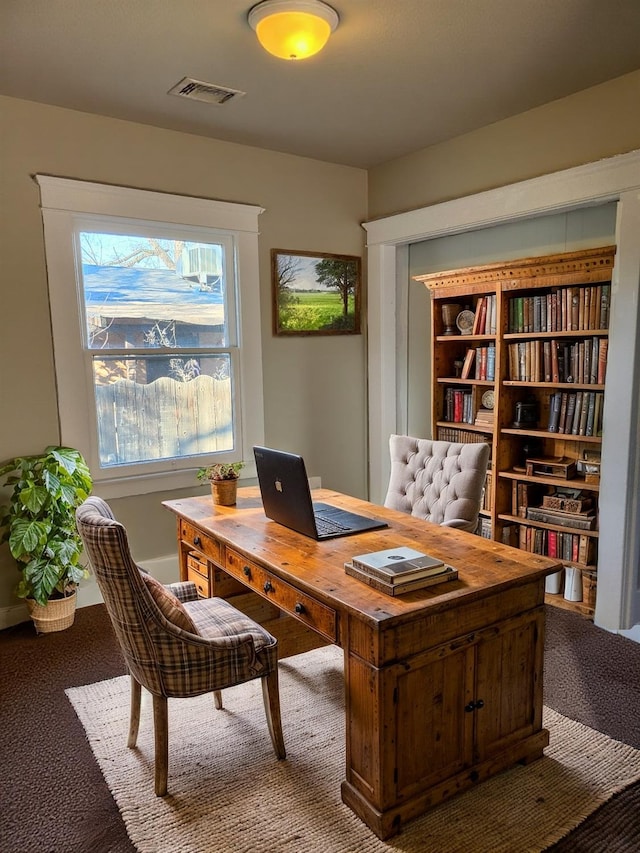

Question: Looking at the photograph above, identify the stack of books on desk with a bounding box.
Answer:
[344,546,458,596]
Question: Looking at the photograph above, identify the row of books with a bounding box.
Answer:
[507,338,607,384]
[525,504,597,530]
[507,284,610,334]
[476,516,492,538]
[517,526,596,564]
[474,407,494,428]
[547,390,603,436]
[471,295,497,335]
[443,388,473,424]
[344,547,458,596]
[436,427,492,444]
[460,345,496,380]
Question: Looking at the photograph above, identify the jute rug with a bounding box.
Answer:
[66,645,640,853]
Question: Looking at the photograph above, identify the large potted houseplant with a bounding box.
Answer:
[0,446,93,633]
[197,461,244,506]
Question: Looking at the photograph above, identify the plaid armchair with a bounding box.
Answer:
[76,496,285,796]
[384,435,490,533]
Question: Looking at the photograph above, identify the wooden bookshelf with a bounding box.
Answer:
[415,246,616,618]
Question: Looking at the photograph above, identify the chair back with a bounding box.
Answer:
[384,435,489,533]
[76,496,167,694]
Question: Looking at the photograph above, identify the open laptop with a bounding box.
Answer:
[253,446,388,540]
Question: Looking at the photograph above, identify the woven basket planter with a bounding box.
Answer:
[211,479,238,507]
[26,589,77,634]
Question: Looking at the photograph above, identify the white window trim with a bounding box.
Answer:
[36,176,265,498]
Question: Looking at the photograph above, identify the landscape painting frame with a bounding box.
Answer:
[271,249,361,336]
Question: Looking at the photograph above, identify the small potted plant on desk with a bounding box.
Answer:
[0,446,93,633]
[197,461,245,507]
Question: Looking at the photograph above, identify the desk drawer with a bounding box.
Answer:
[180,521,221,564]
[225,548,337,643]
[187,565,210,598]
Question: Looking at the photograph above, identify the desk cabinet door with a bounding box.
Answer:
[393,642,475,802]
[473,608,544,763]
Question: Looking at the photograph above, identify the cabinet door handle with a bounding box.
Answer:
[263,581,274,593]
[475,699,484,710]
[465,701,476,713]
[294,602,306,614]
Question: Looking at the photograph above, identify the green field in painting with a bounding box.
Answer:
[280,290,356,332]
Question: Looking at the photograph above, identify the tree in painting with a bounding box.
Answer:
[314,257,358,320]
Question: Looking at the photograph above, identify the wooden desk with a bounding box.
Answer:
[164,488,560,839]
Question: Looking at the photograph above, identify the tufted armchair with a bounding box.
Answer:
[384,435,490,533]
[76,496,285,796]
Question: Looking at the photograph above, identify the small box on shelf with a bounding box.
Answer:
[525,457,577,479]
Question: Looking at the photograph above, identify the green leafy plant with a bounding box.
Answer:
[197,461,245,482]
[0,446,93,605]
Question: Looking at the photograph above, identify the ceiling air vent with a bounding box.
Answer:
[168,77,246,105]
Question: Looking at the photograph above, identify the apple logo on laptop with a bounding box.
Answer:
[275,478,283,493]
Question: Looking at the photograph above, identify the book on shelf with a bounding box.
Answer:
[557,392,569,434]
[550,339,560,382]
[476,298,488,335]
[547,392,561,432]
[600,284,610,329]
[344,561,458,596]
[350,546,446,583]
[525,506,597,530]
[475,408,494,427]
[571,391,583,435]
[476,516,492,538]
[585,391,597,436]
[460,347,476,379]
[597,339,608,384]
[578,393,590,435]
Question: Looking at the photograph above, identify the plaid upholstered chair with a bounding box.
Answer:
[384,435,490,534]
[75,496,285,796]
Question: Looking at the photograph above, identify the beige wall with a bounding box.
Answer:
[0,95,368,614]
[368,70,640,220]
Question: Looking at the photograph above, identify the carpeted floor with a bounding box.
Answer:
[66,646,640,853]
[1,604,640,852]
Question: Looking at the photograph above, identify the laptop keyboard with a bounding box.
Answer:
[314,514,352,535]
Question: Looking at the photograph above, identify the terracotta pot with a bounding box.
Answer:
[211,478,238,506]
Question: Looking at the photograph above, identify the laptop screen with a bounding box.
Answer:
[253,446,319,537]
[253,446,388,540]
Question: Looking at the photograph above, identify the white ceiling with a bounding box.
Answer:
[2,0,640,169]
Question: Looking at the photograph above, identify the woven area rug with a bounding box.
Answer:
[66,645,640,853]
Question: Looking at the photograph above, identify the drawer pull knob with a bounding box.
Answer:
[243,565,251,578]
[294,602,306,614]
[264,581,274,593]
[193,536,201,546]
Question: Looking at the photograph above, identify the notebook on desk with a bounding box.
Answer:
[253,446,388,540]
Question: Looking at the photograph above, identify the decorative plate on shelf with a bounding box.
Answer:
[481,389,495,409]
[456,309,475,334]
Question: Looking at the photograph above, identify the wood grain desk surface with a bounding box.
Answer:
[164,487,560,627]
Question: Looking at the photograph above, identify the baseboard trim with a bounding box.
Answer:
[0,554,179,631]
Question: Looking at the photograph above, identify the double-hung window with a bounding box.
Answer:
[37,177,265,497]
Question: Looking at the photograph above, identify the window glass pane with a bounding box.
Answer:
[79,232,228,348]
[93,354,233,466]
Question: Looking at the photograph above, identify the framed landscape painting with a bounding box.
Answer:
[271,249,361,336]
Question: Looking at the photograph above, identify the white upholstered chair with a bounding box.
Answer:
[384,435,490,533]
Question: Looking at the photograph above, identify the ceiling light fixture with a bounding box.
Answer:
[248,0,339,61]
